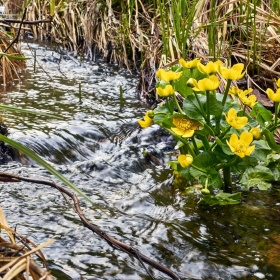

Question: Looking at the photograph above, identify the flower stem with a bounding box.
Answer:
[242,104,247,116]
[223,165,232,192]
[166,128,196,158]
[206,90,211,126]
[173,94,184,115]
[193,91,207,119]
[222,79,232,106]
[191,137,199,154]
[190,163,208,174]
[274,102,279,128]
[216,155,238,170]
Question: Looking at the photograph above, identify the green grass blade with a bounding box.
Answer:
[0,134,100,209]
[0,53,30,60]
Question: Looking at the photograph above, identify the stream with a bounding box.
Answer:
[1,42,280,280]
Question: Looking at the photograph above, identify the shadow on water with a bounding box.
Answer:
[1,42,280,279]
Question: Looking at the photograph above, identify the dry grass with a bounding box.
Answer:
[3,0,280,95]
[0,29,26,85]
[0,206,54,280]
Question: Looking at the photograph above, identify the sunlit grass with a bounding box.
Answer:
[3,0,279,91]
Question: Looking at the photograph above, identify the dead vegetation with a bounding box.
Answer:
[0,206,54,280]
[4,0,276,99]
[0,29,26,85]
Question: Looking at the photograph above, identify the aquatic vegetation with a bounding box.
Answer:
[138,59,280,205]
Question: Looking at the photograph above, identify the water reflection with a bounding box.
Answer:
[0,43,280,279]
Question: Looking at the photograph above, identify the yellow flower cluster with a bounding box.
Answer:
[223,107,258,157]
[187,75,220,91]
[266,78,280,102]
[156,69,182,82]
[227,132,255,158]
[224,108,248,129]
[229,87,257,108]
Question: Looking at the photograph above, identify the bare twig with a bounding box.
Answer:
[1,19,52,25]
[3,8,27,54]
[0,171,180,280]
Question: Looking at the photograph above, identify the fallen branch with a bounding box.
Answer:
[0,171,180,280]
[1,19,52,25]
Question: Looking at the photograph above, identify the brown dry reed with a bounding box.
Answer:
[0,29,26,85]
[3,0,280,96]
[0,206,54,280]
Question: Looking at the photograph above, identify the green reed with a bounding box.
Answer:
[157,0,200,59]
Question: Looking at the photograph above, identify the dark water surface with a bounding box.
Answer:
[1,42,280,279]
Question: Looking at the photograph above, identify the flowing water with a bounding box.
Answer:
[1,42,280,280]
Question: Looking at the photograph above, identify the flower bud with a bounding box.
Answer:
[147,110,154,119]
[201,188,210,194]
[250,127,261,140]
[186,78,196,88]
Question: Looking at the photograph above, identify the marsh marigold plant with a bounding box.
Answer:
[138,58,280,205]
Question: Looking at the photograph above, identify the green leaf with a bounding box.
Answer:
[239,166,274,190]
[0,134,102,210]
[189,154,223,189]
[265,154,280,181]
[0,52,30,60]
[165,99,175,114]
[269,167,280,181]
[168,160,178,170]
[183,94,206,122]
[250,102,273,127]
[236,156,258,172]
[202,191,241,205]
[153,105,171,125]
[262,129,280,153]
[0,104,63,119]
[208,93,223,116]
[193,151,220,168]
[173,68,207,98]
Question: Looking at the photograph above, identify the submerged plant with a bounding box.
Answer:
[138,59,280,205]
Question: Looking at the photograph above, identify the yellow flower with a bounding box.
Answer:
[138,111,153,128]
[188,75,220,91]
[179,58,201,69]
[276,78,280,88]
[197,60,222,74]
[229,87,252,96]
[238,91,257,108]
[171,117,201,137]
[266,88,280,102]
[224,108,248,129]
[156,85,175,97]
[226,131,255,158]
[250,127,261,140]
[156,69,183,82]
[229,87,243,95]
[218,63,245,80]
[186,78,196,88]
[178,154,193,168]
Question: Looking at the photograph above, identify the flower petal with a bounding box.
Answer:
[229,133,238,147]
[156,85,174,97]
[171,127,185,136]
[276,78,280,88]
[178,154,193,167]
[240,131,253,146]
[245,145,255,156]
[227,108,236,119]
[182,130,195,138]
